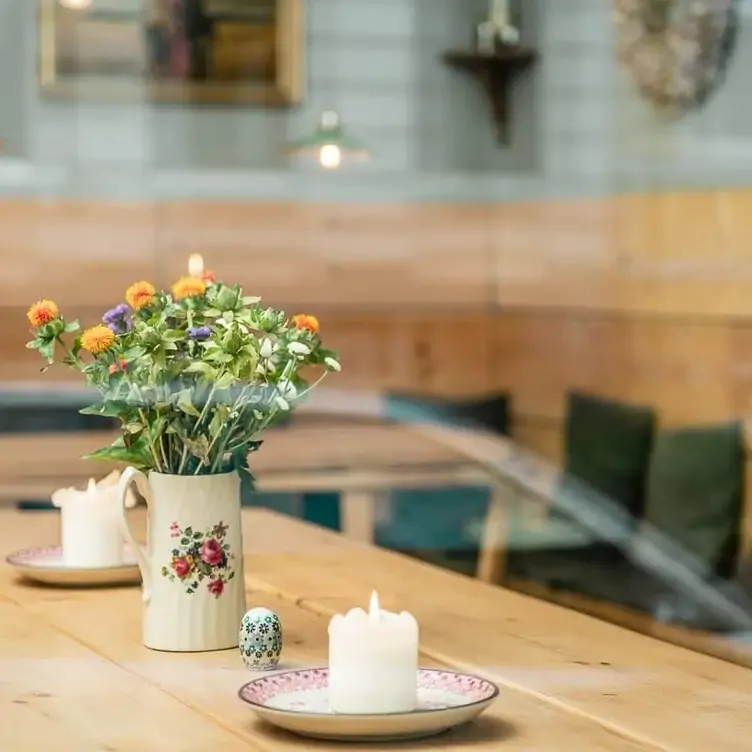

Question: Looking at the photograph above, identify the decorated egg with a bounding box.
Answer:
[239,607,283,670]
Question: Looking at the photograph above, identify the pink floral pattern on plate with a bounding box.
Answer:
[6,545,139,569]
[238,668,498,715]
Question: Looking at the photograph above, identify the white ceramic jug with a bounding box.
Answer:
[118,468,247,652]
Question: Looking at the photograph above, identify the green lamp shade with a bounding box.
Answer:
[284,111,370,167]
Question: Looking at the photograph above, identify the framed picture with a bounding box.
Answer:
[37,0,305,106]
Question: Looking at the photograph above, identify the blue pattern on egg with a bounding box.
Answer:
[239,607,283,670]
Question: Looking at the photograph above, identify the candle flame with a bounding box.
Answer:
[188,253,204,278]
[87,478,97,493]
[369,590,380,621]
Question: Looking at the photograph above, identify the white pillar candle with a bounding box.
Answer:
[53,478,124,568]
[328,591,419,714]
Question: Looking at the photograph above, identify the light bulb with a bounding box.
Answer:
[59,0,93,8]
[319,144,342,170]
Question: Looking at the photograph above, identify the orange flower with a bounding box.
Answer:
[80,325,116,355]
[125,281,156,311]
[202,270,217,284]
[108,360,128,375]
[27,299,59,328]
[291,314,320,335]
[172,276,206,301]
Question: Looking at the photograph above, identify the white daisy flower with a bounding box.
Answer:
[274,396,290,411]
[288,342,311,356]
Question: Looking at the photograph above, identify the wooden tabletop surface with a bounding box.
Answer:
[1,509,751,751]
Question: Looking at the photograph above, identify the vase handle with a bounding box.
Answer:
[118,467,153,604]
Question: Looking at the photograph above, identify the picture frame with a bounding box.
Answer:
[37,0,305,106]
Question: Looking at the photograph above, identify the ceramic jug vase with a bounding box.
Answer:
[118,468,247,652]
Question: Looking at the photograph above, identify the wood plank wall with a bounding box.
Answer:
[3,192,752,549]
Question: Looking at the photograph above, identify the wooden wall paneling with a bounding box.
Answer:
[493,199,621,310]
[314,314,396,392]
[728,324,752,417]
[394,314,495,397]
[493,191,752,317]
[158,202,330,306]
[3,190,752,316]
[492,312,741,426]
[1,202,158,309]
[493,311,632,421]
[159,203,494,309]
[612,191,752,317]
[312,313,494,397]
[621,319,735,425]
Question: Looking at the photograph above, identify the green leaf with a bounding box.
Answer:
[121,346,146,360]
[63,320,81,333]
[185,361,216,378]
[25,339,40,350]
[209,404,231,440]
[176,390,201,417]
[242,296,261,305]
[216,286,239,311]
[80,401,131,418]
[204,308,223,318]
[214,372,236,390]
[83,443,150,469]
[46,319,65,337]
[183,436,210,463]
[38,340,55,363]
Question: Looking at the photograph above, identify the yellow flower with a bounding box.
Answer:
[80,325,116,355]
[291,313,320,335]
[27,299,59,328]
[172,276,206,301]
[125,281,156,310]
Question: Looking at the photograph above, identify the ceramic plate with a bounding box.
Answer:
[238,667,499,742]
[6,545,142,587]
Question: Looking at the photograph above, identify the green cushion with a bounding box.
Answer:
[385,391,510,436]
[0,389,115,434]
[375,486,491,552]
[302,492,341,531]
[644,422,744,578]
[563,391,656,521]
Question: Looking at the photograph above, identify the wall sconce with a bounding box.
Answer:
[284,111,369,170]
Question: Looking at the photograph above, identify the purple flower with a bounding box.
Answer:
[102,304,132,335]
[102,304,129,324]
[188,326,212,342]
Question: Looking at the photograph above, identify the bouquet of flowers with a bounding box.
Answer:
[25,271,340,481]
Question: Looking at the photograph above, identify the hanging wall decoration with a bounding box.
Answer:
[613,0,739,114]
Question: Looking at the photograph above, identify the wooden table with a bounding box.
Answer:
[2,509,751,751]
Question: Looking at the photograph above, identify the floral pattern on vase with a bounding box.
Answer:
[161,520,236,597]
